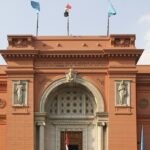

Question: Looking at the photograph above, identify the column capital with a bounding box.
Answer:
[96,112,108,118]
[35,112,46,123]
[36,121,46,126]
[97,121,106,127]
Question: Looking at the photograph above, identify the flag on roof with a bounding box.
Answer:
[108,1,116,17]
[31,0,40,12]
[64,3,72,17]
[66,3,72,10]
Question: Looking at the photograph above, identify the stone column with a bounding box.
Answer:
[37,121,45,150]
[97,122,106,150]
[35,112,46,150]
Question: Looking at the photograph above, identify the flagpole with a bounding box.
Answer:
[67,15,70,36]
[36,12,39,36]
[107,15,110,36]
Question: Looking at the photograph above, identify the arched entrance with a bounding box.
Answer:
[35,77,108,150]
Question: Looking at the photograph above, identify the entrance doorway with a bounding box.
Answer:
[61,131,82,150]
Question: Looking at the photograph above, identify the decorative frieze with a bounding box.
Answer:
[12,38,28,48]
[110,35,135,47]
[8,35,33,49]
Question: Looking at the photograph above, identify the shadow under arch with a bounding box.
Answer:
[40,77,104,113]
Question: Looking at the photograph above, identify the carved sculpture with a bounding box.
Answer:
[16,82,24,104]
[66,69,77,83]
[118,80,127,105]
[13,80,27,106]
[111,36,135,47]
[12,38,28,48]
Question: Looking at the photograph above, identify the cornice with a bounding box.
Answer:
[0,50,38,59]
[6,34,137,49]
[0,49,143,60]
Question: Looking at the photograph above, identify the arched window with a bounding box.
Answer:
[45,84,96,118]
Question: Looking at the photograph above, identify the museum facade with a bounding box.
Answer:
[0,34,150,150]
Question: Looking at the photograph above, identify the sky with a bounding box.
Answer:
[0,0,150,64]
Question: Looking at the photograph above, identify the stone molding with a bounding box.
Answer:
[97,122,106,127]
[1,50,142,59]
[96,112,108,117]
[47,119,94,125]
[35,112,47,123]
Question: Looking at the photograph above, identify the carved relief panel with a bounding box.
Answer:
[115,80,130,106]
[12,80,28,106]
[8,35,33,49]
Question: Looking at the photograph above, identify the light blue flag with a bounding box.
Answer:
[108,1,116,17]
[31,0,40,12]
[140,126,144,150]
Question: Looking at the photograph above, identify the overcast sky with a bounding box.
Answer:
[0,0,150,64]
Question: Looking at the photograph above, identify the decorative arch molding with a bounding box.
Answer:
[39,77,104,113]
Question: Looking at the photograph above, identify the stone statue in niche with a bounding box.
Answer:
[16,83,24,104]
[118,80,127,105]
[116,80,130,106]
[13,80,28,106]
[66,69,77,83]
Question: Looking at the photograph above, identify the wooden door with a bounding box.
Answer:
[61,131,82,150]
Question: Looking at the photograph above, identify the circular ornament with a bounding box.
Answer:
[0,99,6,108]
[139,98,149,109]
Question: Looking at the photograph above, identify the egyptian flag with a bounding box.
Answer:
[64,3,72,17]
[65,131,69,150]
